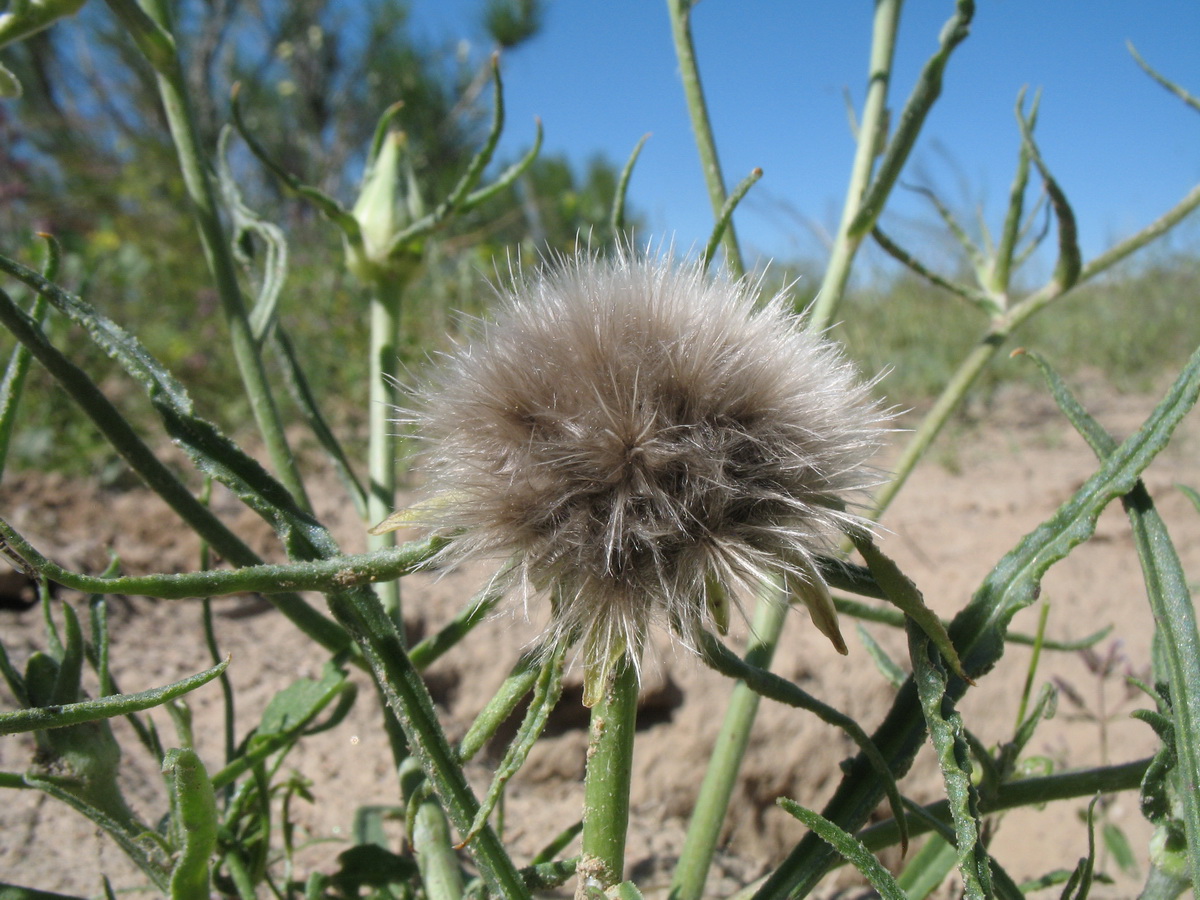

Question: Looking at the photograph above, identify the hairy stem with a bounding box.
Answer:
[578,655,639,896]
[367,277,405,624]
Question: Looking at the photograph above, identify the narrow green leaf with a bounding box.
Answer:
[908,622,993,900]
[0,659,228,736]
[1015,108,1081,292]
[430,54,506,224]
[1059,798,1099,900]
[0,639,27,706]
[701,167,763,274]
[1006,682,1057,767]
[606,881,646,900]
[611,133,650,236]
[855,624,908,689]
[853,532,969,682]
[1101,821,1139,878]
[531,821,584,866]
[991,88,1040,294]
[256,663,348,738]
[229,84,361,238]
[835,595,1111,652]
[410,585,505,671]
[1013,600,1051,729]
[1178,482,1200,516]
[857,757,1151,854]
[847,0,975,239]
[49,603,84,707]
[898,799,1028,900]
[23,773,169,890]
[1128,42,1200,115]
[163,749,218,900]
[0,0,87,48]
[901,181,988,282]
[871,225,993,311]
[0,289,47,476]
[896,833,958,898]
[0,515,441,601]
[465,647,566,842]
[0,885,87,900]
[699,630,908,853]
[210,666,353,790]
[777,799,907,900]
[454,117,543,218]
[1022,349,1200,891]
[0,60,21,97]
[458,653,541,763]
[269,327,369,517]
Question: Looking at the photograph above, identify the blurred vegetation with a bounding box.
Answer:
[833,249,1200,408]
[0,0,635,475]
[2,0,1198,477]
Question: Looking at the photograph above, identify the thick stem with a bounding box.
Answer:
[323,585,531,900]
[578,656,640,897]
[670,587,785,900]
[367,278,404,623]
[808,0,902,332]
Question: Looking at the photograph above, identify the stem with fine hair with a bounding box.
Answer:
[106,0,310,510]
[578,655,640,897]
[368,277,405,624]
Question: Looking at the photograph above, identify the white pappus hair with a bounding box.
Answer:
[407,246,887,674]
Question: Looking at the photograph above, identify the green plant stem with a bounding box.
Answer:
[872,180,1200,522]
[367,278,404,624]
[322,583,531,900]
[809,0,902,332]
[401,757,465,900]
[578,655,640,896]
[667,7,907,896]
[872,333,1001,518]
[110,0,310,511]
[0,290,350,655]
[0,292,46,476]
[665,0,744,278]
[856,757,1151,853]
[671,587,785,900]
[1142,863,1192,900]
[0,518,440,600]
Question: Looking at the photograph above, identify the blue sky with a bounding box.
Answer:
[407,1,1200,274]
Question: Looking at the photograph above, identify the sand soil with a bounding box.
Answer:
[1,380,1197,898]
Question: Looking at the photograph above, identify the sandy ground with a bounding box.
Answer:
[0,379,1196,899]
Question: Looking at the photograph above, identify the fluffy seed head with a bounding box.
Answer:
[408,248,886,671]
